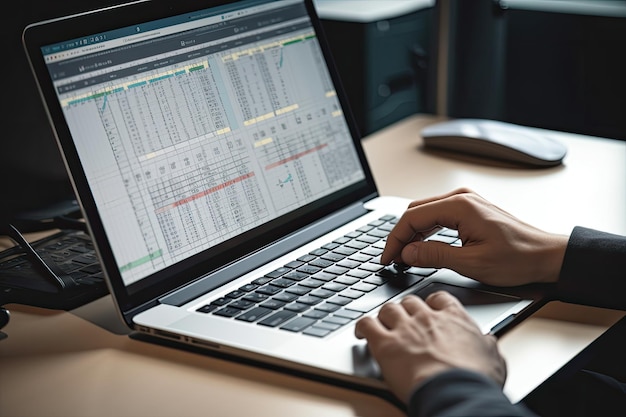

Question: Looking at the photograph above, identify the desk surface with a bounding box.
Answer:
[1,114,625,417]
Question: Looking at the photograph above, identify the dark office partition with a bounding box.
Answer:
[445,0,507,121]
[504,7,626,140]
[445,0,626,141]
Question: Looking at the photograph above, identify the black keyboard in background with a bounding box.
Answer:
[0,229,108,310]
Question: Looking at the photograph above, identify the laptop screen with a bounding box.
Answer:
[37,0,371,293]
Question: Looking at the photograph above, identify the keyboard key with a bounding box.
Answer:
[302,327,332,337]
[333,236,351,244]
[297,265,322,275]
[321,252,345,262]
[239,283,259,292]
[337,259,361,269]
[338,288,365,299]
[256,285,282,295]
[299,278,325,288]
[321,242,341,250]
[271,278,297,288]
[323,316,351,326]
[322,282,347,292]
[315,302,341,313]
[251,277,273,285]
[229,299,255,310]
[303,309,329,319]
[346,269,371,279]
[214,306,242,318]
[309,248,327,256]
[334,276,359,286]
[211,297,230,306]
[355,234,379,244]
[359,262,384,272]
[284,271,308,281]
[197,304,218,313]
[284,260,305,269]
[243,292,270,303]
[285,285,311,296]
[260,299,286,309]
[352,282,376,292]
[361,247,383,256]
[280,317,316,332]
[345,241,369,250]
[327,295,353,306]
[310,271,335,282]
[333,309,363,320]
[235,307,272,322]
[274,292,299,302]
[265,267,291,278]
[349,253,373,263]
[313,321,341,331]
[309,258,334,268]
[333,247,358,256]
[284,302,310,313]
[325,265,349,275]
[258,310,297,327]
[297,254,317,262]
[226,290,245,298]
[309,288,335,298]
[297,295,324,305]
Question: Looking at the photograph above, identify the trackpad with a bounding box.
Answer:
[414,282,528,333]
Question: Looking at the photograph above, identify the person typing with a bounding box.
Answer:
[355,188,626,416]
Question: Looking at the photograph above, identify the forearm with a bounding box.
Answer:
[557,226,626,311]
[408,369,537,417]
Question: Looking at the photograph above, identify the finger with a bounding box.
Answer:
[382,194,473,265]
[424,290,463,311]
[400,240,468,271]
[381,190,471,266]
[399,294,429,315]
[406,187,474,209]
[376,301,409,329]
[425,291,475,322]
[354,315,387,340]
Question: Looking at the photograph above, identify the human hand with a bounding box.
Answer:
[383,188,568,287]
[355,292,506,404]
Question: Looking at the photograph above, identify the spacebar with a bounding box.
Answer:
[346,274,425,313]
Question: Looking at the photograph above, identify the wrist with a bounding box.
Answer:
[536,233,568,284]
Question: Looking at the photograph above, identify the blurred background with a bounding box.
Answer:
[3,0,626,224]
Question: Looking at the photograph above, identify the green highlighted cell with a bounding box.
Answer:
[119,248,163,273]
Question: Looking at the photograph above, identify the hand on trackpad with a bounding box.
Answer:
[414,282,526,334]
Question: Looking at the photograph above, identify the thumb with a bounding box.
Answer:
[401,241,459,270]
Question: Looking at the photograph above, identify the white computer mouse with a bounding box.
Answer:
[421,118,568,167]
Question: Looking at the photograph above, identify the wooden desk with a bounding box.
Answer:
[1,114,625,416]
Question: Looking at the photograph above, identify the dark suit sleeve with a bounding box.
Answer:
[557,226,626,311]
[408,369,538,417]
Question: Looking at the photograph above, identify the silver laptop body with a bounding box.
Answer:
[23,0,542,391]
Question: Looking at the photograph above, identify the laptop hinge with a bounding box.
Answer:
[159,200,371,307]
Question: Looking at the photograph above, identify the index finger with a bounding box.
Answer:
[382,189,473,265]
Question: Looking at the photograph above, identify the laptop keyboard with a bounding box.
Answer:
[196,215,461,337]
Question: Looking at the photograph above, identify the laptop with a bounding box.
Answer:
[23,0,545,391]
